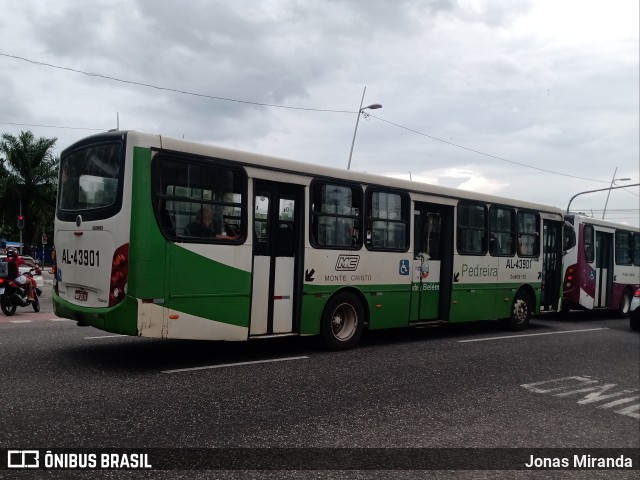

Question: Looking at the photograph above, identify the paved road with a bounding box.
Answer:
[1,302,638,478]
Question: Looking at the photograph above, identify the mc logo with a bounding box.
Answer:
[335,255,360,271]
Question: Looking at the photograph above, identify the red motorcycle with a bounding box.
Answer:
[0,268,42,316]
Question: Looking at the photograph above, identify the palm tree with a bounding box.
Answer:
[0,131,59,252]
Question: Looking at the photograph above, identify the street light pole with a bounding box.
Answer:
[602,167,631,219]
[567,183,639,214]
[347,86,382,170]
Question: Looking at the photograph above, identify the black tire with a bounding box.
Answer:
[630,316,640,331]
[617,291,631,318]
[1,298,17,316]
[32,296,40,313]
[320,292,365,350]
[504,290,532,331]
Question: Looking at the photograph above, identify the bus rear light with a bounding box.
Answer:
[564,264,577,289]
[111,270,125,283]
[634,289,640,298]
[113,253,127,267]
[109,244,129,307]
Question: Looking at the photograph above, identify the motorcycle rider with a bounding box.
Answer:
[4,248,36,302]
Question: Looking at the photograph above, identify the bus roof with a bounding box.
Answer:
[65,130,566,217]
[565,213,640,232]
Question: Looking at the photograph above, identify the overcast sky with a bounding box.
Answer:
[1,0,638,226]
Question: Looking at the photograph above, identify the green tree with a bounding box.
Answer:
[0,131,59,252]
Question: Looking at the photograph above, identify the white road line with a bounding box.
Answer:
[51,318,73,322]
[162,355,309,374]
[84,334,127,339]
[457,327,609,343]
[9,320,32,324]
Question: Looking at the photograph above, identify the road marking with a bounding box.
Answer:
[162,355,309,374]
[9,320,33,324]
[522,376,639,420]
[52,318,73,322]
[457,327,608,343]
[84,334,127,339]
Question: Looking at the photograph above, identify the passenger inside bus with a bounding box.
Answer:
[183,207,240,240]
[184,208,215,237]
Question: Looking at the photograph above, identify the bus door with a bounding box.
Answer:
[410,203,454,321]
[594,231,613,308]
[250,181,304,336]
[541,219,563,311]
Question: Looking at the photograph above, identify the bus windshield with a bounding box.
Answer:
[58,142,123,216]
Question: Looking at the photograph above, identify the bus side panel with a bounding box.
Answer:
[449,283,496,322]
[300,285,328,335]
[362,285,411,330]
[449,255,497,322]
[129,146,252,339]
[300,284,412,333]
[165,244,252,330]
[129,147,167,302]
[299,250,412,334]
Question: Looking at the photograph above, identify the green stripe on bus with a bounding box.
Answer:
[301,281,541,332]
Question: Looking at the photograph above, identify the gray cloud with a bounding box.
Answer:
[0,0,637,224]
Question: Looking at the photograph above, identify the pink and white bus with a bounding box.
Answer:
[562,214,640,316]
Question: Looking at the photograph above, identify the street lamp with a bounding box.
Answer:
[602,167,631,219]
[347,86,382,170]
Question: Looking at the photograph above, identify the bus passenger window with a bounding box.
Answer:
[152,156,246,242]
[615,231,632,265]
[457,202,487,255]
[365,190,409,251]
[489,207,515,256]
[517,211,540,257]
[311,182,362,249]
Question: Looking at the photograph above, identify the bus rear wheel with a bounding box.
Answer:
[503,290,531,331]
[320,292,364,350]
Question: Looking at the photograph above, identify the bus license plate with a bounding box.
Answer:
[75,290,88,301]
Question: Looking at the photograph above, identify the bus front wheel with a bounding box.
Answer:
[617,290,631,318]
[320,292,365,350]
[504,290,531,331]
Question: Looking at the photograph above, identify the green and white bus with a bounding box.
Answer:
[53,131,568,349]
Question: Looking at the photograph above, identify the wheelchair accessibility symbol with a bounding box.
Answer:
[399,260,410,276]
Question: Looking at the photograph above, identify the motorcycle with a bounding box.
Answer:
[0,268,42,315]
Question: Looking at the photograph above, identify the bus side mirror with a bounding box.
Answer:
[563,222,576,254]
